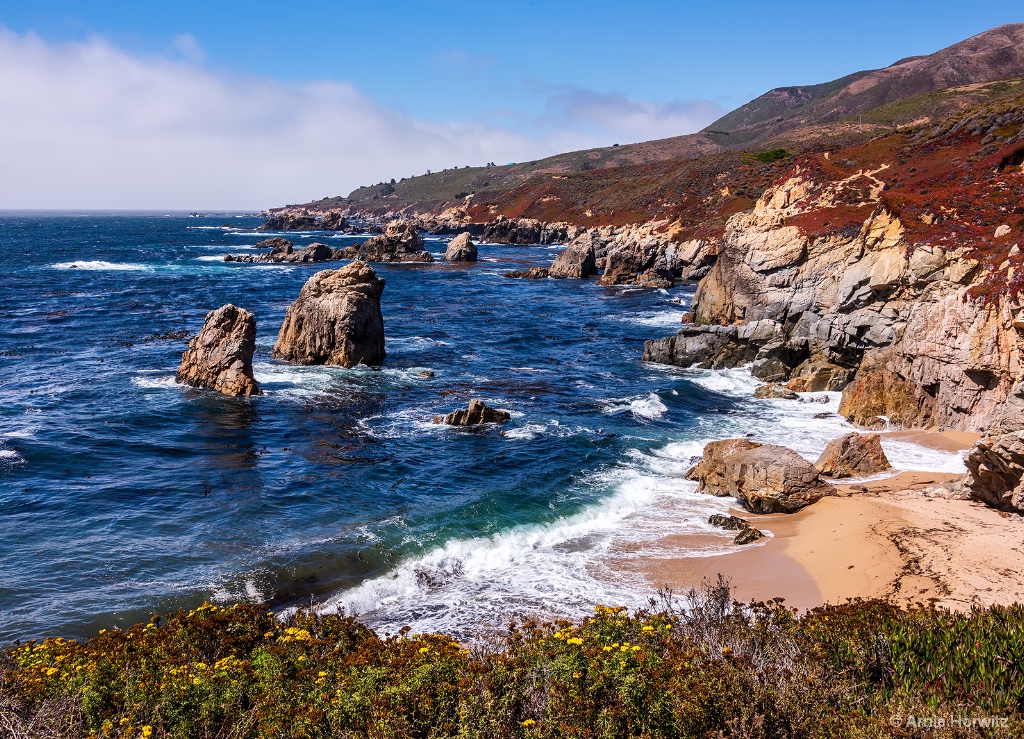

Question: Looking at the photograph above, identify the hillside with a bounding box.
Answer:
[281,24,1024,220]
[709,23,1024,145]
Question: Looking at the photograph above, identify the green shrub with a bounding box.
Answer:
[3,583,1023,738]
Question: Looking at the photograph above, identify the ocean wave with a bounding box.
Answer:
[386,336,450,352]
[603,392,668,420]
[131,375,180,390]
[613,309,690,329]
[312,459,733,636]
[52,261,154,272]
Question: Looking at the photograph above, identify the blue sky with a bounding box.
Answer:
[1,1,1021,208]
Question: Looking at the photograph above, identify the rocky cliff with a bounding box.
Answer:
[645,91,1024,433]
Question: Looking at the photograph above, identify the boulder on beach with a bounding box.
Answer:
[733,527,764,545]
[445,233,478,262]
[272,262,386,368]
[433,399,511,426]
[707,513,750,531]
[964,381,1024,512]
[176,304,261,396]
[815,432,891,478]
[688,438,831,513]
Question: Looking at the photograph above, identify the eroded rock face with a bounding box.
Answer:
[643,174,1022,432]
[549,235,597,278]
[815,432,891,478]
[432,399,511,425]
[445,233,477,262]
[688,438,831,513]
[272,262,386,367]
[964,381,1024,512]
[176,304,260,396]
[339,221,432,263]
[260,210,353,231]
[482,217,568,245]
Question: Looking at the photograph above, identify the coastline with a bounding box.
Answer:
[626,433,1024,612]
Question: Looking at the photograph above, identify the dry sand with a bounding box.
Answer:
[624,433,1024,612]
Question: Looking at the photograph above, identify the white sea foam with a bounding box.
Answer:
[314,455,734,635]
[52,261,154,272]
[131,375,179,390]
[604,392,668,420]
[0,449,24,462]
[196,255,228,262]
[614,309,690,329]
[387,336,450,352]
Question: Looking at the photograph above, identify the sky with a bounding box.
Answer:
[0,1,1021,209]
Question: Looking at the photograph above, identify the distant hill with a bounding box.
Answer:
[286,24,1024,218]
[707,23,1024,145]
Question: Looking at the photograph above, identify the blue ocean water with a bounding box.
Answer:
[0,213,966,644]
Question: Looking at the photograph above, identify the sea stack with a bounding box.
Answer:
[272,261,386,367]
[445,233,478,262]
[176,304,261,396]
[433,399,511,425]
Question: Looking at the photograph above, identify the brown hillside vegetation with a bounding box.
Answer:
[285,25,1024,220]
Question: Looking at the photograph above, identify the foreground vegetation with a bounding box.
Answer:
[2,580,1022,738]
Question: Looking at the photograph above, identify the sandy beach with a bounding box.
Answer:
[627,433,1024,612]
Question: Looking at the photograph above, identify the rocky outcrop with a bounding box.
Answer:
[753,383,798,400]
[687,438,831,513]
[503,268,550,279]
[433,400,511,426]
[815,432,891,478]
[225,240,334,264]
[338,221,432,263]
[964,381,1024,512]
[272,262,386,367]
[482,217,569,245]
[549,234,597,278]
[708,514,765,545]
[176,305,260,396]
[573,222,718,286]
[261,210,354,231]
[445,233,477,262]
[644,173,1023,432]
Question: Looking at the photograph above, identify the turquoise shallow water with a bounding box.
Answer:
[0,213,966,644]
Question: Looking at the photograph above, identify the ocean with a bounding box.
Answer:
[0,213,967,644]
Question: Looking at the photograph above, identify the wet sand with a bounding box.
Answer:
[628,433,1024,612]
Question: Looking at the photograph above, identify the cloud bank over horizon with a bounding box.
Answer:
[0,29,724,210]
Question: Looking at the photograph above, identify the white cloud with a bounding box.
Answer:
[0,29,724,209]
[537,84,726,143]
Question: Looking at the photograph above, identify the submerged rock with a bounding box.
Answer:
[688,438,830,513]
[272,262,386,368]
[445,233,478,262]
[433,400,511,426]
[503,267,550,279]
[176,304,260,396]
[815,432,891,478]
